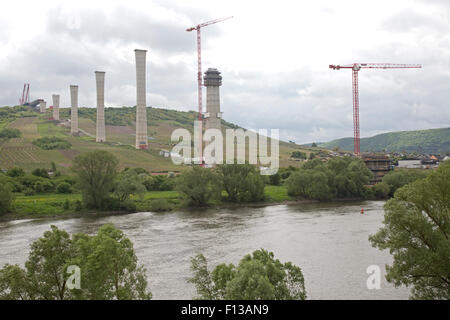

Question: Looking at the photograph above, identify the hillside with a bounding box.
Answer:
[318,127,450,154]
[0,106,317,173]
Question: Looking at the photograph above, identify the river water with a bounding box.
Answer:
[0,200,410,299]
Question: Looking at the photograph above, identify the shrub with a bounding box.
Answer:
[0,128,21,139]
[56,182,72,194]
[32,136,71,150]
[149,199,173,212]
[32,168,50,178]
[6,167,25,178]
[24,188,35,196]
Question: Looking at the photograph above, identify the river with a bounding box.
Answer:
[0,200,410,299]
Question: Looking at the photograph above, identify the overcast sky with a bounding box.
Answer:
[1,0,449,143]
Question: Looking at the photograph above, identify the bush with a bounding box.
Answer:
[0,128,21,139]
[32,168,50,178]
[56,182,72,194]
[24,188,35,196]
[291,151,307,159]
[32,136,71,150]
[149,199,173,212]
[33,181,54,193]
[268,172,281,185]
[6,167,25,178]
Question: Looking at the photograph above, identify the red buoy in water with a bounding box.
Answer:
[361,208,364,214]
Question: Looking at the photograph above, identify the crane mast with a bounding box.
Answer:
[329,63,422,155]
[186,16,233,165]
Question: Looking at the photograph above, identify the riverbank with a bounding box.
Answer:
[0,185,369,222]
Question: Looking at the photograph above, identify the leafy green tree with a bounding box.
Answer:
[32,168,50,179]
[6,167,25,178]
[0,183,14,215]
[188,249,306,300]
[176,167,220,206]
[369,162,450,299]
[286,157,372,200]
[0,225,152,300]
[113,170,146,203]
[72,150,119,209]
[291,151,307,159]
[372,182,390,199]
[268,172,281,186]
[71,224,152,300]
[56,182,72,194]
[216,164,265,202]
[382,169,429,196]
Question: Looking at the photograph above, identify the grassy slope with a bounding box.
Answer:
[0,106,317,172]
[318,127,450,154]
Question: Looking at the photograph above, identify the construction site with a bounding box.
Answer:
[5,16,427,183]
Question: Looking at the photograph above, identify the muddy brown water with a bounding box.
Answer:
[0,200,410,299]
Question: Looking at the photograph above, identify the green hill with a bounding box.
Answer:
[319,128,450,154]
[0,105,315,173]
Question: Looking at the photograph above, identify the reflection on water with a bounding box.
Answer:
[0,200,410,299]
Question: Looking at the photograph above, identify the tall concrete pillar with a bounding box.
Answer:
[70,85,78,135]
[135,49,148,149]
[204,68,223,132]
[95,71,106,142]
[40,101,46,113]
[52,94,60,120]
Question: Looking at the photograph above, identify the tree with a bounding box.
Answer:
[0,224,152,300]
[291,151,306,159]
[113,171,146,203]
[188,249,306,300]
[176,167,220,206]
[6,167,25,178]
[71,224,152,300]
[32,168,50,179]
[369,162,450,299]
[286,157,372,200]
[216,164,265,202]
[72,150,119,209]
[311,142,317,148]
[268,172,281,186]
[372,182,390,199]
[0,183,14,215]
[382,169,429,196]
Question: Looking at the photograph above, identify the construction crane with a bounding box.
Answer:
[329,63,422,155]
[187,16,233,164]
[20,83,30,105]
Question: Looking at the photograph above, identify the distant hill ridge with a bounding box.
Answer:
[318,127,450,154]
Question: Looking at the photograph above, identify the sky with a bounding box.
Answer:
[0,0,449,144]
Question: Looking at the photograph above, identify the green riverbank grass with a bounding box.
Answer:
[5,185,293,220]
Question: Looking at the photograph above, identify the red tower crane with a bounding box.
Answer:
[20,83,30,105]
[329,63,422,155]
[187,16,233,164]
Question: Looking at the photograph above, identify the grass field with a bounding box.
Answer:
[7,185,293,220]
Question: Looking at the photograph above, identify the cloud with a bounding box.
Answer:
[0,1,449,145]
